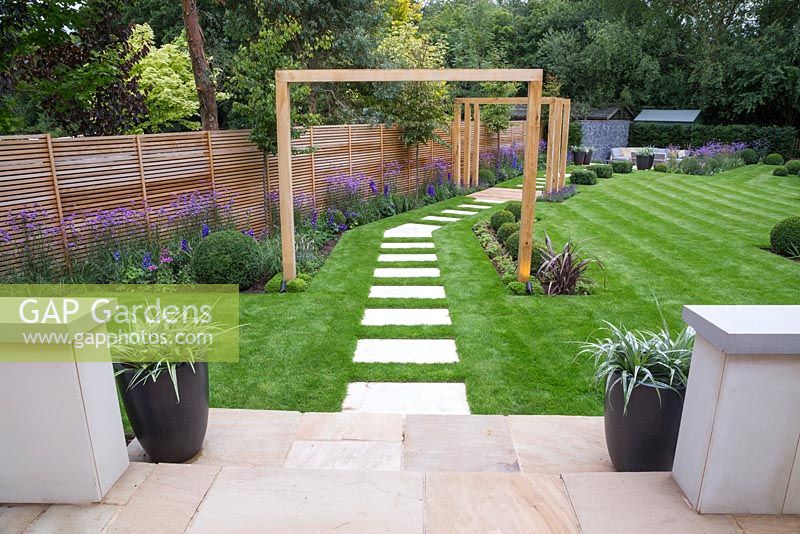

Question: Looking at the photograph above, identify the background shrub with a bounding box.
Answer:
[785,160,800,175]
[611,161,633,174]
[569,169,598,185]
[765,153,784,165]
[491,210,515,231]
[497,221,519,244]
[479,168,496,185]
[506,201,522,221]
[285,278,308,292]
[653,163,668,172]
[628,123,797,158]
[770,216,800,257]
[191,230,263,289]
[773,166,788,176]
[506,231,520,259]
[589,164,613,178]
[265,273,283,293]
[680,157,702,175]
[507,281,527,295]
[739,148,759,164]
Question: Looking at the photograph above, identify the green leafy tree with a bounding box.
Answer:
[129,25,200,133]
[373,22,451,180]
[480,82,519,155]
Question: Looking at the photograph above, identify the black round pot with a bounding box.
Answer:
[573,150,586,165]
[636,154,654,170]
[583,150,593,165]
[115,362,209,463]
[604,372,684,472]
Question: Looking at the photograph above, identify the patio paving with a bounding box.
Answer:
[4,409,799,533]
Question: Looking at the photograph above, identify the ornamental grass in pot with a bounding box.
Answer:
[636,147,655,170]
[113,318,225,463]
[580,321,694,471]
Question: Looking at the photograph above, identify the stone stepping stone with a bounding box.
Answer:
[457,204,490,210]
[354,339,458,363]
[361,308,451,326]
[441,209,478,216]
[384,223,441,238]
[422,215,461,222]
[471,198,506,204]
[342,382,470,414]
[373,268,440,278]
[377,253,437,263]
[368,286,446,299]
[380,242,435,249]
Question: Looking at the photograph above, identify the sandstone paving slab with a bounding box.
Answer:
[422,215,461,222]
[26,504,119,533]
[0,505,47,533]
[732,515,800,533]
[562,472,740,534]
[354,338,458,364]
[294,412,404,442]
[361,308,451,326]
[106,463,220,534]
[380,242,435,249]
[284,440,402,471]
[373,267,440,278]
[457,204,490,210]
[377,253,438,262]
[384,223,440,238]
[128,409,300,467]
[368,285,446,299]
[508,415,613,474]
[441,209,478,216]
[425,472,579,533]
[470,198,507,204]
[403,415,519,472]
[187,467,424,533]
[342,382,470,415]
[102,462,156,505]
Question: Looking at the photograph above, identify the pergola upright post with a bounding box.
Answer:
[452,102,462,185]
[276,80,297,282]
[516,80,543,283]
[558,99,571,189]
[544,100,558,193]
[472,104,480,186]
[463,104,472,186]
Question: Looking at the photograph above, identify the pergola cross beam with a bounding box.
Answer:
[275,69,547,283]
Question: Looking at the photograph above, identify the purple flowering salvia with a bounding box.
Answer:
[113,250,121,262]
[201,223,210,238]
[383,183,390,198]
[310,208,318,228]
[142,252,153,271]
[242,229,255,238]
[180,239,191,253]
[426,184,436,198]
[160,247,173,264]
[368,180,378,194]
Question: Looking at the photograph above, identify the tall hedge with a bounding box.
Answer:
[628,124,797,157]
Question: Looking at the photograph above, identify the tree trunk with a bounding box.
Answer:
[182,0,218,130]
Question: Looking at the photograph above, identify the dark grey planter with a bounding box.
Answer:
[573,150,586,165]
[604,372,684,472]
[636,154,654,170]
[583,150,593,165]
[115,362,209,463]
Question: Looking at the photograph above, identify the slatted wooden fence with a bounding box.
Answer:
[0,121,525,272]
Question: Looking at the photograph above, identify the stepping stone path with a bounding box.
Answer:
[344,199,494,415]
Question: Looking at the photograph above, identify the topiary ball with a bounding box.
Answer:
[785,160,800,175]
[478,168,496,185]
[739,148,759,164]
[589,164,613,178]
[506,231,520,259]
[507,281,527,295]
[569,169,597,185]
[490,209,515,231]
[506,201,522,221]
[765,153,784,165]
[191,230,263,289]
[770,216,800,257]
[286,278,308,292]
[265,273,283,293]
[653,163,668,173]
[773,166,789,177]
[497,221,520,244]
[611,161,633,174]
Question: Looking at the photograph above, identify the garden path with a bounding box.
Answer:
[341,197,504,414]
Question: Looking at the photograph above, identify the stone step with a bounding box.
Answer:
[422,215,461,222]
[377,254,437,263]
[441,209,478,216]
[353,339,458,363]
[361,308,451,326]
[368,286,446,299]
[373,268,440,278]
[380,242,435,249]
[342,382,470,415]
[457,204,490,210]
[384,223,441,238]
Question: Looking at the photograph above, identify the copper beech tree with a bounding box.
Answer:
[181,0,218,130]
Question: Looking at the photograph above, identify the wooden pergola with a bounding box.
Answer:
[452,96,571,194]
[275,69,554,285]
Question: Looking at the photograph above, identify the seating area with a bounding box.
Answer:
[609,147,685,164]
